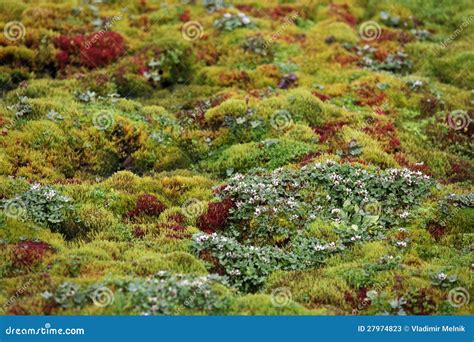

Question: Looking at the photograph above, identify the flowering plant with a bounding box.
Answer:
[3,183,73,228]
[214,13,254,31]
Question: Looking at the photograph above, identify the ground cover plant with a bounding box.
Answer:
[0,0,472,316]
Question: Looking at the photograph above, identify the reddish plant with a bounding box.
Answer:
[266,5,296,20]
[133,226,145,238]
[168,213,186,224]
[333,54,359,66]
[378,29,413,44]
[299,152,321,166]
[356,85,386,107]
[158,222,189,240]
[419,95,439,117]
[402,288,437,315]
[218,70,251,87]
[363,120,400,153]
[329,3,357,26]
[197,198,233,233]
[199,250,226,275]
[179,10,191,22]
[345,287,369,309]
[127,194,166,219]
[11,241,52,268]
[313,121,347,143]
[427,222,445,241]
[55,31,124,69]
[447,159,473,183]
[312,91,331,102]
[394,153,431,175]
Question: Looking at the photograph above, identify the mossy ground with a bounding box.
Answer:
[0,0,472,315]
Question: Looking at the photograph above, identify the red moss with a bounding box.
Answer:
[299,152,321,166]
[199,250,226,275]
[345,287,369,309]
[378,29,414,44]
[313,121,347,143]
[11,241,52,268]
[218,70,251,87]
[55,31,124,69]
[333,54,359,66]
[312,91,331,102]
[267,5,296,20]
[158,222,189,239]
[394,153,431,175]
[329,3,357,26]
[179,10,191,22]
[356,85,386,107]
[427,222,445,241]
[197,198,233,233]
[168,213,186,224]
[127,194,166,219]
[447,158,473,183]
[133,226,145,238]
[403,288,437,315]
[363,120,400,153]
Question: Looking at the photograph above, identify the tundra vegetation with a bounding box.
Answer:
[0,0,472,315]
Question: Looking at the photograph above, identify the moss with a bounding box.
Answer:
[432,51,474,89]
[228,294,324,315]
[266,269,351,310]
[204,99,247,126]
[341,126,398,167]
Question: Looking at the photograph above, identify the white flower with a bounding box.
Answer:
[437,272,447,281]
[31,183,41,190]
[223,13,231,18]
[396,241,407,248]
[399,211,409,219]
[242,17,251,25]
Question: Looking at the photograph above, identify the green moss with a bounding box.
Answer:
[228,294,324,315]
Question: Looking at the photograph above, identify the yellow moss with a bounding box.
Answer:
[204,99,247,126]
[341,126,398,167]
